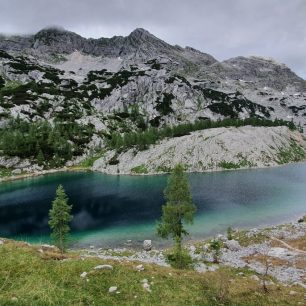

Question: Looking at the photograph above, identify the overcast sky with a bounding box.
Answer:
[0,0,305,78]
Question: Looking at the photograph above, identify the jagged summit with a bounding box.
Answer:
[38,25,67,33]
[128,28,152,37]
[0,25,305,91]
[0,26,217,63]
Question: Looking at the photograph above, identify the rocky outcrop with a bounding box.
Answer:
[92,126,306,175]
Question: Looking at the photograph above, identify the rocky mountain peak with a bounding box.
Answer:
[33,27,84,47]
[128,28,152,38]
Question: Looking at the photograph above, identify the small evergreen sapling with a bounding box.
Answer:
[49,185,73,253]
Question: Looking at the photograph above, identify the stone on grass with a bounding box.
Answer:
[289,290,297,295]
[142,282,151,292]
[250,275,260,281]
[135,264,144,271]
[94,264,113,270]
[80,272,87,278]
[109,286,117,293]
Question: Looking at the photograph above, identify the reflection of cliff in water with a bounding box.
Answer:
[0,172,165,236]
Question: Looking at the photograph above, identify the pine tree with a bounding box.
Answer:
[157,164,196,268]
[36,149,45,166]
[48,185,73,253]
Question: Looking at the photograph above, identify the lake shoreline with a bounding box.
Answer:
[1,159,306,183]
[0,166,91,183]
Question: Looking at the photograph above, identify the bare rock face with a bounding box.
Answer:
[93,126,306,175]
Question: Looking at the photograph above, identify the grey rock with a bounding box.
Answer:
[11,169,22,175]
[142,282,151,292]
[224,239,242,251]
[143,240,152,251]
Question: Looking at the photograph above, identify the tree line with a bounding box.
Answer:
[0,118,93,167]
[107,117,298,152]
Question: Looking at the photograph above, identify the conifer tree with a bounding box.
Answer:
[157,164,196,268]
[48,185,73,253]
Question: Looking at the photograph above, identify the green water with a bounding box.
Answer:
[0,163,305,247]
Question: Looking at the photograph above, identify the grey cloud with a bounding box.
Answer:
[0,0,305,78]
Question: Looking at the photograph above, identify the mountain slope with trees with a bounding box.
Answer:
[0,27,306,174]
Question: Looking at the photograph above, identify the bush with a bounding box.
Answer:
[227,227,234,240]
[209,239,223,263]
[166,248,193,269]
[131,164,148,174]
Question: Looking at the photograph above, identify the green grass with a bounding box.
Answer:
[277,142,306,164]
[230,229,269,247]
[155,165,173,173]
[0,239,305,305]
[79,152,105,168]
[0,167,13,178]
[218,161,241,169]
[131,164,149,174]
[218,158,255,170]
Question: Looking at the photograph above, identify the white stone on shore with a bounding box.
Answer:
[224,239,242,251]
[143,240,152,251]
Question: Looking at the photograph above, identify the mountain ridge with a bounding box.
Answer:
[0,26,306,172]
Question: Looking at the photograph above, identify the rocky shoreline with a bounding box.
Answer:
[78,218,306,287]
[0,166,90,183]
[1,160,306,184]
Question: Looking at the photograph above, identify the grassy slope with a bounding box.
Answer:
[0,240,305,305]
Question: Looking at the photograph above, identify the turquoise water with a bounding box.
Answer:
[0,163,305,248]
